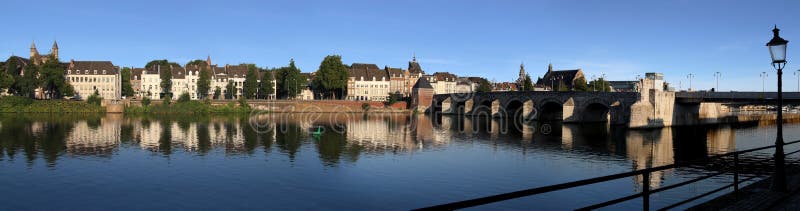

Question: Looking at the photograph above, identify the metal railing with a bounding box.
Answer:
[416,140,800,211]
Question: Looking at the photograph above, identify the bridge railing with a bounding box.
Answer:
[415,139,800,211]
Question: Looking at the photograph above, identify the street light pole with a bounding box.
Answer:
[761,72,769,93]
[687,73,694,91]
[794,70,799,92]
[714,72,721,91]
[766,25,788,192]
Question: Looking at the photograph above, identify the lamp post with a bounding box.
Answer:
[761,72,769,93]
[592,75,597,91]
[766,25,788,192]
[794,70,799,92]
[714,72,721,91]
[687,73,694,91]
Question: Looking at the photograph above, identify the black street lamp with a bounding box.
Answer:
[767,25,788,192]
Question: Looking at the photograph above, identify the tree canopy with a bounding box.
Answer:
[243,64,259,99]
[275,59,306,99]
[258,69,275,99]
[588,78,612,92]
[573,77,589,91]
[121,67,134,97]
[475,77,493,92]
[522,75,534,91]
[313,55,349,99]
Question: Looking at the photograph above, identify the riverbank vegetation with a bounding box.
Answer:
[0,96,104,113]
[125,97,254,114]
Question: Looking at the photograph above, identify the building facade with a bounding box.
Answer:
[65,60,120,100]
[347,63,390,101]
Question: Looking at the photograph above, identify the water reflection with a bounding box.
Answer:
[0,113,782,197]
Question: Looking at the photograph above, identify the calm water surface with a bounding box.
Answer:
[1,113,799,210]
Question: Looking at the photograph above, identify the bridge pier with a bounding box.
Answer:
[523,100,534,120]
[441,97,453,114]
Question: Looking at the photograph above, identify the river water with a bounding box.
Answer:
[1,113,799,210]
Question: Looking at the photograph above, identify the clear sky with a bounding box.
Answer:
[2,0,799,91]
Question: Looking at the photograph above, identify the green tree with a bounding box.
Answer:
[588,78,612,92]
[214,86,222,99]
[87,90,102,106]
[142,97,151,106]
[177,92,191,103]
[258,70,275,99]
[38,56,73,99]
[225,81,236,99]
[313,55,349,99]
[197,66,211,99]
[146,60,178,97]
[121,67,134,97]
[243,65,259,99]
[276,59,305,99]
[475,77,493,92]
[522,75,534,91]
[573,77,589,91]
[18,65,40,98]
[186,59,208,67]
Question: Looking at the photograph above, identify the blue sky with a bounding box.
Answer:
[2,0,799,91]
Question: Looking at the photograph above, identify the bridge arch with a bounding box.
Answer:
[582,102,611,122]
[537,99,563,121]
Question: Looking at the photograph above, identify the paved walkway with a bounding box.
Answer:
[689,168,800,210]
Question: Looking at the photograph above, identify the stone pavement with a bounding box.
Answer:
[689,168,800,210]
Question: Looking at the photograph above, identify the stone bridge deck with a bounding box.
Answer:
[676,92,800,103]
[432,91,640,124]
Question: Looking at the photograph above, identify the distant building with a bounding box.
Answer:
[427,72,458,94]
[65,60,120,100]
[411,77,434,112]
[298,73,314,100]
[608,81,639,92]
[405,56,425,97]
[493,82,519,92]
[347,63,390,101]
[130,68,144,99]
[29,41,59,65]
[642,72,664,91]
[535,63,586,91]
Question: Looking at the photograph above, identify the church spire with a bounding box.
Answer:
[30,40,39,59]
[206,54,212,66]
[52,40,59,60]
[547,63,553,72]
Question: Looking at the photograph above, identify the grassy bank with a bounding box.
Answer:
[0,96,105,113]
[125,99,255,114]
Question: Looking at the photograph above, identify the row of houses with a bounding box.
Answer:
[15,41,482,101]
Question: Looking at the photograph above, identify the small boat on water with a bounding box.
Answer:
[311,126,323,136]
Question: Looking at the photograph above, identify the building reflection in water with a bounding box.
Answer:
[0,113,742,189]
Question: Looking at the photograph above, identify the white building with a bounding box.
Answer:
[347,63,391,101]
[65,60,121,100]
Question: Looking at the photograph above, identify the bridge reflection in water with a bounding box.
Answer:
[0,113,785,209]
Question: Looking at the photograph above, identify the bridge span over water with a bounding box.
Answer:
[429,91,799,128]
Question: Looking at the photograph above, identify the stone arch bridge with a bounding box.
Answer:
[431,91,640,124]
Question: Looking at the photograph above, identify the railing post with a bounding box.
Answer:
[733,153,739,199]
[643,172,650,211]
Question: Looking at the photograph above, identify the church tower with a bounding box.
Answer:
[30,41,39,60]
[206,55,212,67]
[52,41,59,60]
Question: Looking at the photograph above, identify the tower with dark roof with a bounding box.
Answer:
[30,41,39,60]
[52,41,58,60]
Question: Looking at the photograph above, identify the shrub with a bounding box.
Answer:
[163,96,172,105]
[177,92,191,103]
[361,102,370,111]
[142,97,151,107]
[87,92,102,106]
[238,98,250,109]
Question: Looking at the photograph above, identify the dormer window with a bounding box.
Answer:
[85,70,88,74]
[102,70,106,74]
[93,70,97,74]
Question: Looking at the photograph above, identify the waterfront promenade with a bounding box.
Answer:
[691,168,800,210]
